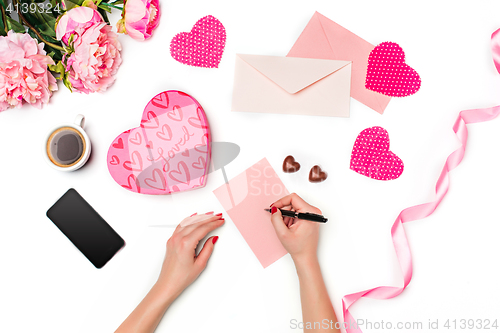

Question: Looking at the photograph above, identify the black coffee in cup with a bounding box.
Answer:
[46,127,86,168]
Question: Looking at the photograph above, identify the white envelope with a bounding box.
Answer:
[231,54,352,117]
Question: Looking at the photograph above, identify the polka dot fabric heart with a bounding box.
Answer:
[350,126,404,181]
[365,42,421,97]
[170,15,226,68]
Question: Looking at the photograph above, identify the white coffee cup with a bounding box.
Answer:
[44,115,92,171]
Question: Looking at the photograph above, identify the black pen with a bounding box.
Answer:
[264,208,328,223]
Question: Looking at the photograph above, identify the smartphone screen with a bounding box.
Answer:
[46,188,125,268]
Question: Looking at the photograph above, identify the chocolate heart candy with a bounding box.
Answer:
[283,155,300,173]
[309,165,327,183]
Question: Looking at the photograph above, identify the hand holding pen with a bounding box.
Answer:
[265,208,327,223]
[268,193,323,263]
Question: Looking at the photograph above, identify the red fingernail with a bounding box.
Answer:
[190,212,197,217]
[216,213,223,216]
[270,203,274,207]
[271,207,278,214]
[219,218,225,222]
[205,211,214,215]
[212,236,219,244]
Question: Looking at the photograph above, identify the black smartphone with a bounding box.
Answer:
[46,188,125,268]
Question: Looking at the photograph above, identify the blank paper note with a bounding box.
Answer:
[213,158,288,268]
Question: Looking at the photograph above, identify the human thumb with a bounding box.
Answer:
[270,207,289,239]
[195,236,218,270]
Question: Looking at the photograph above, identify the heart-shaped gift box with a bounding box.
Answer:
[107,91,211,194]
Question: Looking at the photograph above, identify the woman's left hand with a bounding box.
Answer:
[115,213,224,333]
[156,213,224,298]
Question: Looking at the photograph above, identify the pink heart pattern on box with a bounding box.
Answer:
[170,15,226,68]
[350,126,404,181]
[365,42,421,97]
[107,90,211,194]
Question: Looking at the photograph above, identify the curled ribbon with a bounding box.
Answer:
[491,28,500,74]
[342,28,500,332]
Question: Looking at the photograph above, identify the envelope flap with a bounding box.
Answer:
[237,54,351,94]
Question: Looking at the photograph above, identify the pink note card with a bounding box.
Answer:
[213,158,288,268]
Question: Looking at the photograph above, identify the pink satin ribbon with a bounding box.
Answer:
[491,28,500,74]
[342,29,500,332]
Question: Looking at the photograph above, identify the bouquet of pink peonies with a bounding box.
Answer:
[0,0,160,111]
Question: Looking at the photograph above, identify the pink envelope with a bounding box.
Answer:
[213,158,288,268]
[232,54,351,117]
[287,12,391,114]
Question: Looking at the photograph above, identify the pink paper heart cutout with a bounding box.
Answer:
[107,90,211,194]
[350,126,404,181]
[170,15,226,68]
[365,42,421,97]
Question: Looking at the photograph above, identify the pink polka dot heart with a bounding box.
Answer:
[170,15,226,68]
[350,126,404,181]
[365,42,421,97]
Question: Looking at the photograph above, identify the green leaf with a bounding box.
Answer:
[27,27,37,39]
[96,7,109,23]
[23,10,57,38]
[62,77,73,92]
[6,17,26,33]
[48,60,72,92]
[64,0,83,10]
[0,6,7,36]
[0,23,6,37]
[98,4,111,13]
[27,28,64,61]
[48,60,66,74]
[46,0,63,17]
[38,29,59,44]
[42,41,64,61]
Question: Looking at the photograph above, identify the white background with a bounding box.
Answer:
[1,0,500,332]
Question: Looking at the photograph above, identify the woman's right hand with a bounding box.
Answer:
[271,194,339,332]
[269,193,321,264]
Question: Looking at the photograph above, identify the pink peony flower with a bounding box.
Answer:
[56,7,122,94]
[0,31,58,112]
[56,6,103,45]
[116,0,160,41]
